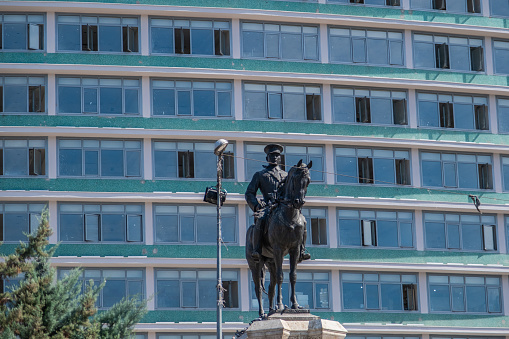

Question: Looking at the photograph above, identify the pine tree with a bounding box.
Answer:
[0,210,147,338]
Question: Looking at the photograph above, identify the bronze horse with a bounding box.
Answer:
[246,159,312,317]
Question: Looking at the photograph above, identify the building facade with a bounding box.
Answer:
[2,0,509,338]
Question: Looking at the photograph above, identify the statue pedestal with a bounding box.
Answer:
[237,310,347,339]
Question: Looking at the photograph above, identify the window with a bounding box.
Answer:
[329,27,404,66]
[431,337,503,339]
[57,15,139,53]
[417,92,488,130]
[156,335,232,339]
[58,139,142,178]
[328,0,401,6]
[0,203,45,242]
[338,209,414,248]
[424,213,497,251]
[242,22,318,61]
[57,77,140,115]
[346,336,419,339]
[496,97,509,133]
[0,76,46,114]
[490,0,509,17]
[152,79,232,117]
[410,0,481,13]
[494,40,509,75]
[58,268,144,309]
[250,271,330,310]
[153,141,235,179]
[333,87,407,125]
[0,14,44,51]
[342,272,418,311]
[0,139,46,177]
[154,204,236,244]
[244,82,321,121]
[500,157,509,190]
[0,273,23,293]
[421,151,493,189]
[245,143,324,182]
[59,203,143,243]
[155,269,239,309]
[150,18,230,56]
[413,33,484,72]
[335,147,410,185]
[428,274,502,313]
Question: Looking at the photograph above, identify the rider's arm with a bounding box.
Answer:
[245,172,263,211]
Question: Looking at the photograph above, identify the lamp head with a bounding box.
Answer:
[214,139,229,156]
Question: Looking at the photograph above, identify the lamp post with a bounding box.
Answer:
[213,139,228,339]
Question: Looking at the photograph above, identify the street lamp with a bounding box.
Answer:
[204,139,229,339]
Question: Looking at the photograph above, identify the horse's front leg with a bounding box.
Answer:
[289,247,301,309]
[267,262,277,313]
[273,248,285,311]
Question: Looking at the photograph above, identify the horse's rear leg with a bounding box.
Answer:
[273,249,285,311]
[289,247,301,309]
[252,266,265,317]
[267,263,277,312]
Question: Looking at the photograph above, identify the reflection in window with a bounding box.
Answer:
[242,22,319,61]
[155,270,239,309]
[490,0,509,17]
[424,213,496,251]
[152,79,232,117]
[57,15,139,53]
[338,209,414,248]
[329,27,404,66]
[57,77,140,115]
[0,76,46,114]
[59,203,143,243]
[333,87,407,125]
[154,204,236,244]
[0,139,46,177]
[0,13,44,51]
[328,0,401,6]
[244,82,321,121]
[413,33,484,72]
[346,336,420,339]
[417,92,488,130]
[410,0,481,14]
[153,141,234,179]
[0,203,45,242]
[494,40,509,75]
[58,268,144,309]
[157,335,232,339]
[250,271,330,310]
[58,139,142,178]
[335,147,410,185]
[342,272,418,311]
[421,151,492,189]
[150,18,230,56]
[428,274,502,313]
[245,143,324,182]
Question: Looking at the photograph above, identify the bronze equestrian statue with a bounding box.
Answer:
[245,144,312,316]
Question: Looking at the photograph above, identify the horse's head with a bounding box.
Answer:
[283,159,312,209]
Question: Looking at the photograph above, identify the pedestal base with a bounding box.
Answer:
[236,310,347,339]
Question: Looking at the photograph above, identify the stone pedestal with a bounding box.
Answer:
[237,310,347,339]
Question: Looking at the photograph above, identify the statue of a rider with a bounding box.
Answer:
[245,144,311,262]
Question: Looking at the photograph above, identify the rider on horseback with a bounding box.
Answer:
[245,143,311,263]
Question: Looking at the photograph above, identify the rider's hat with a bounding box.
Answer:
[264,144,284,155]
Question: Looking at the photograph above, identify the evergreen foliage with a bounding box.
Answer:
[0,210,147,338]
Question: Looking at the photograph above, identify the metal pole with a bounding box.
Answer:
[217,151,223,339]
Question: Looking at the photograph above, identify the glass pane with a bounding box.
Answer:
[333,95,355,122]
[59,149,82,176]
[154,150,177,178]
[339,219,360,246]
[377,220,398,247]
[244,92,266,119]
[151,27,172,53]
[373,158,395,185]
[429,284,450,311]
[194,151,216,179]
[352,39,366,63]
[266,33,279,58]
[177,91,191,115]
[98,25,122,52]
[198,280,216,308]
[4,23,27,50]
[451,286,465,311]
[400,222,413,247]
[421,160,442,187]
[157,279,179,307]
[196,215,216,243]
[180,216,195,242]
[304,35,318,60]
[100,87,122,114]
[466,286,486,312]
[462,224,482,250]
[449,45,470,71]
[342,282,364,309]
[426,222,446,248]
[60,213,84,241]
[488,287,501,313]
[371,98,392,124]
[4,85,27,113]
[447,224,460,249]
[127,215,142,241]
[155,214,178,242]
[330,36,351,62]
[419,101,439,127]
[124,88,139,114]
[242,31,263,57]
[381,284,402,310]
[295,281,313,308]
[126,151,141,177]
[191,29,213,55]
[414,42,434,68]
[283,93,305,120]
[153,88,175,116]
[458,163,478,189]
[336,156,357,183]
[83,88,98,113]
[102,279,125,307]
[182,281,197,307]
[281,34,303,60]
[101,214,125,241]
[390,40,403,65]
[367,39,388,64]
[193,90,215,116]
[5,148,28,176]
[454,103,474,130]
[101,149,124,177]
[365,284,379,309]
[58,24,80,50]
[58,87,82,113]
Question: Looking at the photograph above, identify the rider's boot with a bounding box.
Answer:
[299,245,311,262]
[251,222,263,261]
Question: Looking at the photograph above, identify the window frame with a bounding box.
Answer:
[423,212,497,252]
[341,271,419,312]
[58,202,144,243]
[241,20,320,62]
[337,208,415,249]
[328,26,405,67]
[427,274,503,314]
[149,17,232,57]
[155,269,240,310]
[327,0,402,7]
[56,76,141,115]
[56,14,140,54]
[0,202,46,243]
[152,140,236,180]
[489,0,509,18]
[0,138,47,177]
[154,204,238,244]
[151,78,233,118]
[409,0,482,15]
[0,75,47,114]
[412,32,485,73]
[0,13,46,52]
[57,138,143,179]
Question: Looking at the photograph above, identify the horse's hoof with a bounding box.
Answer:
[291,303,302,310]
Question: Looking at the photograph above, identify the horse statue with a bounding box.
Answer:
[246,159,312,317]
